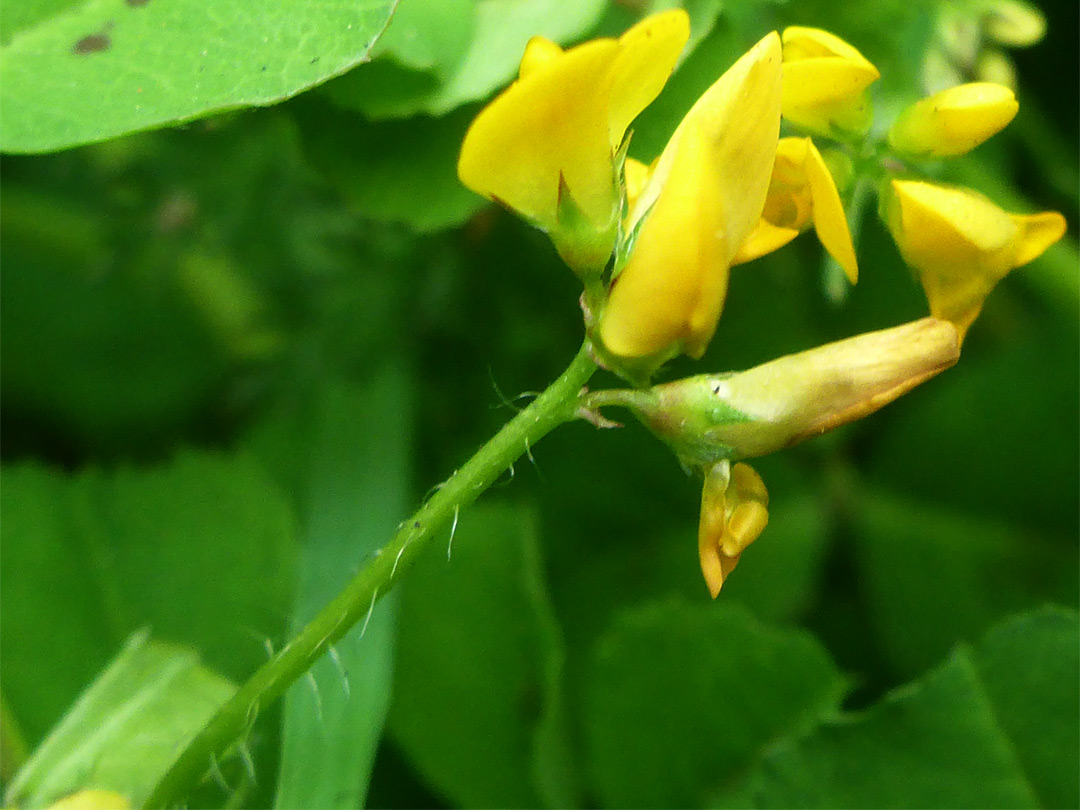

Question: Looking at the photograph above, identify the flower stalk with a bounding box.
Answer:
[144,343,598,809]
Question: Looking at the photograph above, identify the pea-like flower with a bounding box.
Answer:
[884,179,1066,342]
[699,461,768,597]
[781,26,880,138]
[732,136,859,283]
[596,32,783,372]
[889,83,1018,158]
[457,10,689,276]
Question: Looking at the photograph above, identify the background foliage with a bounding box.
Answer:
[2,0,1077,807]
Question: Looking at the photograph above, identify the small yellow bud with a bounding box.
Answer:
[888,83,1018,158]
[457,10,690,276]
[884,179,1067,342]
[597,32,783,374]
[780,27,880,138]
[698,461,769,598]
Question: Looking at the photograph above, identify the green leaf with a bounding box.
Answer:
[321,0,607,119]
[971,608,1080,809]
[0,451,296,746]
[0,0,398,153]
[851,486,1078,676]
[5,631,236,809]
[275,361,413,809]
[389,501,577,808]
[585,600,847,809]
[369,0,474,75]
[720,608,1079,809]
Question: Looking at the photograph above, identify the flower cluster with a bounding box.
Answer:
[457,10,1065,596]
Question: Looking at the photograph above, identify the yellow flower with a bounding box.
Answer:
[732,136,858,283]
[698,461,768,598]
[889,83,1018,158]
[884,179,1066,342]
[597,32,783,370]
[781,26,880,138]
[457,11,689,276]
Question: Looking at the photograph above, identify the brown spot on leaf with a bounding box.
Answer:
[73,33,111,54]
[125,0,151,6]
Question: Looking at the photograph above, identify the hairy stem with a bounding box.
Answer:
[144,341,598,809]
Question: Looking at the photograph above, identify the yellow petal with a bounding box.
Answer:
[600,32,783,363]
[885,180,1066,341]
[602,123,727,359]
[518,36,564,79]
[782,26,878,66]
[888,83,1018,158]
[802,138,858,282]
[731,218,800,265]
[457,10,689,273]
[1010,211,1068,265]
[623,156,652,213]
[697,461,768,598]
[459,39,618,229]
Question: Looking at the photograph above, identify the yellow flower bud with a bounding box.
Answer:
[888,83,1018,158]
[586,318,959,468]
[732,137,858,283]
[457,10,689,276]
[884,179,1067,342]
[597,32,783,372]
[780,27,880,138]
[698,461,769,598]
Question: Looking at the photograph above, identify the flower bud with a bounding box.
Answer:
[888,83,1018,158]
[698,461,769,597]
[780,27,880,138]
[883,179,1067,341]
[588,318,959,467]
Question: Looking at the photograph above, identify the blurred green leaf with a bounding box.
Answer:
[298,100,487,233]
[371,0,474,74]
[321,0,607,119]
[585,600,847,808]
[5,631,236,809]
[0,0,398,152]
[851,486,1077,676]
[719,608,1078,809]
[389,501,577,808]
[0,452,296,746]
[274,361,413,809]
[971,607,1080,809]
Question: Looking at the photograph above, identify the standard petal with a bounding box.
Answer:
[458,39,617,229]
[605,9,690,144]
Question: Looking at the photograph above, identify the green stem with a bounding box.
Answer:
[143,341,598,809]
